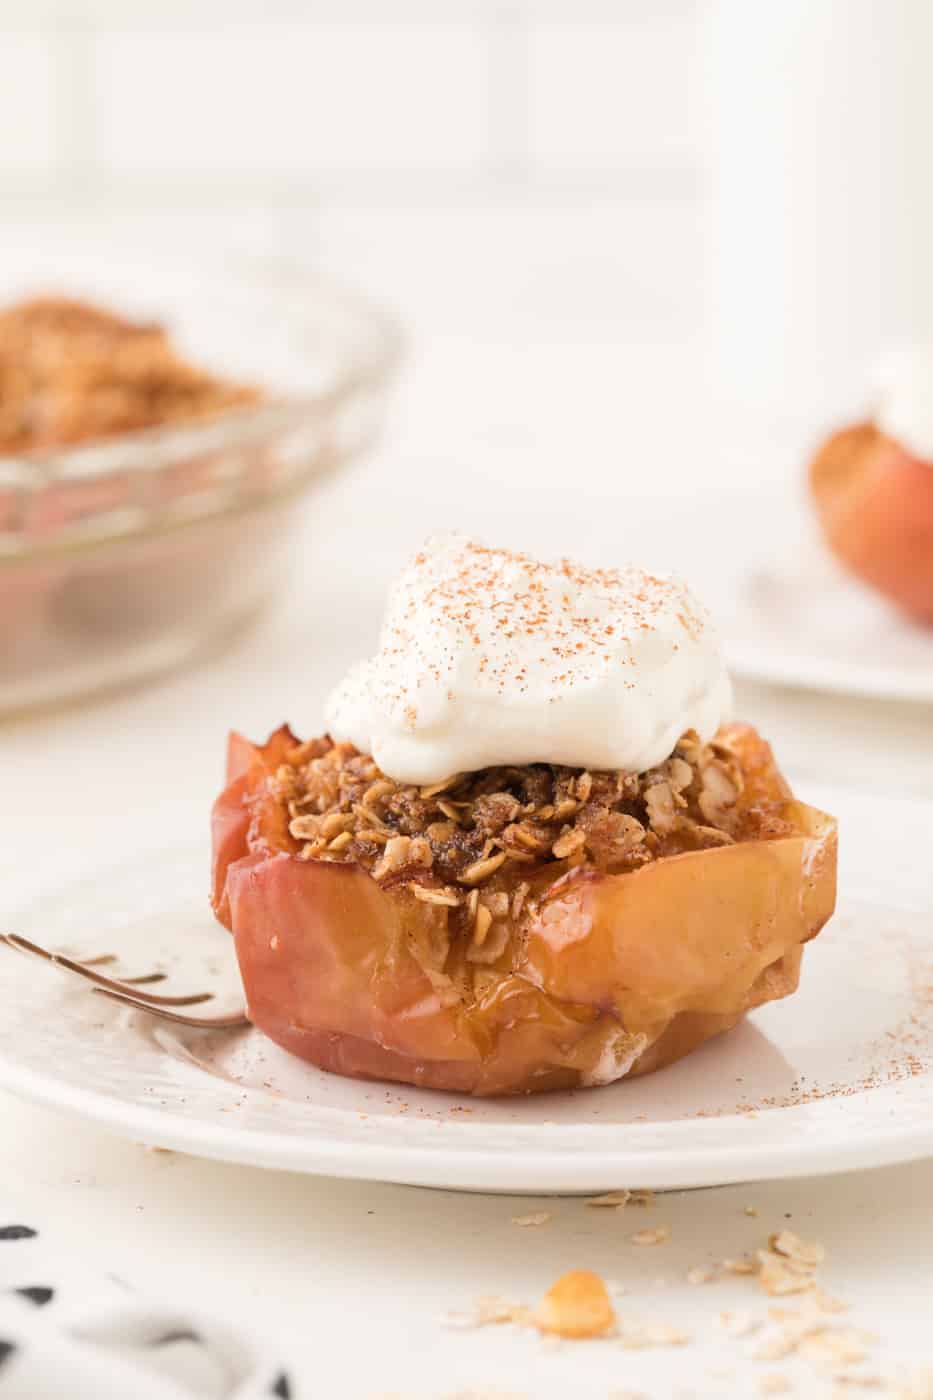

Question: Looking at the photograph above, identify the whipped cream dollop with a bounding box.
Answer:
[875,345,933,461]
[325,535,732,784]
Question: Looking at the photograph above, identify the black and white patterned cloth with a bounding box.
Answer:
[0,1221,293,1399]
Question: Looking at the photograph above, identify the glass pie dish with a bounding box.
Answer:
[0,264,401,714]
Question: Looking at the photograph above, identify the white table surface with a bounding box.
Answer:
[3,253,933,1397]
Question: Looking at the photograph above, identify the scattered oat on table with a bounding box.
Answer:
[586,1190,631,1209]
[723,1255,759,1275]
[439,1215,929,1398]
[616,1318,690,1350]
[442,1296,533,1331]
[587,1189,655,1209]
[798,1327,873,1367]
[753,1329,802,1362]
[769,1230,826,1268]
[808,1289,850,1315]
[716,1231,828,1297]
[630,1226,670,1246]
[890,1371,933,1399]
[442,1391,528,1400]
[757,1249,820,1297]
[719,1310,761,1338]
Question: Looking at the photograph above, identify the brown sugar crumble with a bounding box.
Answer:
[258,727,803,1018]
[0,296,258,453]
[272,728,779,943]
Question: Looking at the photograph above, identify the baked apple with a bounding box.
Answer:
[810,422,933,623]
[210,723,837,1096]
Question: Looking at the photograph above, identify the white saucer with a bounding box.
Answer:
[1,781,931,1193]
[673,492,933,703]
[722,548,933,702]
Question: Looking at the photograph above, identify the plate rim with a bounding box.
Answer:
[2,826,932,1193]
[2,1047,933,1192]
[725,638,933,704]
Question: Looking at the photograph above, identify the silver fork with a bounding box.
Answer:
[0,932,248,1030]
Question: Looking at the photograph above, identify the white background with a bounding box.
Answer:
[8,0,933,479]
[1,2,702,204]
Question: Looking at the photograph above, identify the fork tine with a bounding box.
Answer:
[1,932,247,1032]
[1,934,164,983]
[2,932,48,958]
[49,951,213,1007]
[4,935,213,1007]
[93,986,249,1030]
[1,931,69,968]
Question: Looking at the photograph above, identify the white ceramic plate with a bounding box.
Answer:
[1,780,931,1194]
[690,499,933,703]
[722,551,933,703]
[572,489,933,704]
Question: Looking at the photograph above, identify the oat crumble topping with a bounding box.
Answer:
[0,296,258,452]
[271,729,770,961]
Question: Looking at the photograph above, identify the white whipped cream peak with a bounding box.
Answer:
[875,344,933,461]
[325,534,732,784]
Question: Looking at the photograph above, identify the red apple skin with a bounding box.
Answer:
[211,725,837,1096]
[810,422,933,623]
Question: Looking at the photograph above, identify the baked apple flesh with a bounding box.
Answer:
[211,724,837,1096]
